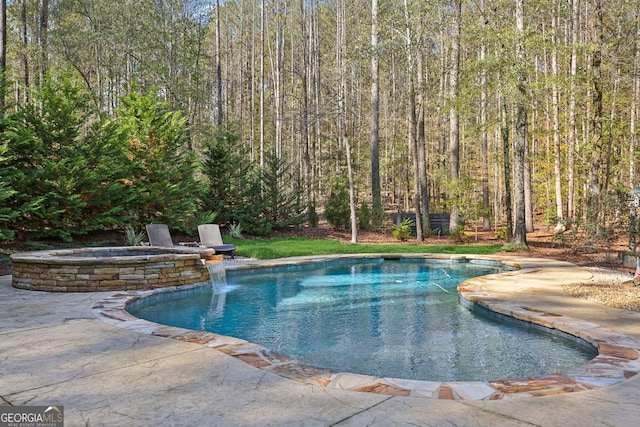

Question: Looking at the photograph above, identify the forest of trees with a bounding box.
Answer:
[1,0,639,249]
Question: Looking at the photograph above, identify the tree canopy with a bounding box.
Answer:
[1,0,638,248]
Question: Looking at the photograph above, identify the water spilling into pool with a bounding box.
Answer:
[205,261,236,294]
[128,258,597,381]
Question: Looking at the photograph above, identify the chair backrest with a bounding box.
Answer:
[145,224,174,247]
[197,224,223,246]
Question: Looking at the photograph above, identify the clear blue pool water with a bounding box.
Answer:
[128,258,597,382]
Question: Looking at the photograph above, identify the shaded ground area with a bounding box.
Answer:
[565,280,640,311]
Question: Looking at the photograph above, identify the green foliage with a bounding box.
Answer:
[0,143,16,241]
[123,225,146,246]
[260,153,306,229]
[200,126,244,219]
[228,223,244,239]
[76,122,138,230]
[0,76,116,241]
[307,204,319,227]
[371,203,384,230]
[550,219,575,249]
[495,227,508,241]
[194,211,218,227]
[325,177,350,229]
[0,78,201,240]
[448,225,467,242]
[500,243,528,252]
[201,128,304,236]
[200,126,267,234]
[543,203,559,226]
[392,218,414,241]
[358,201,371,230]
[113,90,202,232]
[441,176,482,225]
[0,251,11,270]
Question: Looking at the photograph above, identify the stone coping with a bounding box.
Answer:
[10,246,212,264]
[91,254,640,400]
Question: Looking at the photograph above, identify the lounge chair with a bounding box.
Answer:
[145,223,175,247]
[145,223,199,247]
[197,224,237,258]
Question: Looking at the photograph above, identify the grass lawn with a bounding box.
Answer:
[0,237,505,273]
[228,237,503,260]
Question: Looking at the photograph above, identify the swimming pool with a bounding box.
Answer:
[127,257,597,382]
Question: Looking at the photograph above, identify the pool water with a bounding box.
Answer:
[128,258,597,382]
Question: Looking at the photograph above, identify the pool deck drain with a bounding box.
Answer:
[3,254,640,426]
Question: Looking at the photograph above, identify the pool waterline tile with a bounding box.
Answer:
[91,254,640,401]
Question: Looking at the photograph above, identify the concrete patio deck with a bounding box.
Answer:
[2,255,640,426]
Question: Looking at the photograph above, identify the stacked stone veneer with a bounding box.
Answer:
[11,246,216,292]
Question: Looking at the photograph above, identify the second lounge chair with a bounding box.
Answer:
[197,224,237,258]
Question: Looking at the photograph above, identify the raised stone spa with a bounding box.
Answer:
[11,246,217,292]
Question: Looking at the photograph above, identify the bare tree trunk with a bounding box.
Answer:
[551,6,564,229]
[567,0,579,218]
[604,68,619,193]
[631,7,640,187]
[260,0,265,167]
[480,4,490,230]
[336,0,356,242]
[273,0,286,158]
[312,0,322,199]
[38,0,48,87]
[512,0,528,247]
[586,0,604,245]
[502,100,513,241]
[249,1,256,161]
[417,50,429,233]
[300,0,312,205]
[436,28,447,210]
[346,135,358,243]
[21,0,29,104]
[523,112,534,233]
[215,0,223,125]
[449,0,461,231]
[370,0,383,226]
[403,0,423,242]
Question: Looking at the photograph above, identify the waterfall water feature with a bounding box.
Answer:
[206,261,228,318]
[206,260,228,293]
[205,260,236,319]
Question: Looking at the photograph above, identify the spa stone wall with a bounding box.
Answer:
[11,247,215,292]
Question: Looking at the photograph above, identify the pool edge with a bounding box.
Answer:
[91,254,640,401]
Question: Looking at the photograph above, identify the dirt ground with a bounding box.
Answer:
[272,223,633,272]
[2,223,639,311]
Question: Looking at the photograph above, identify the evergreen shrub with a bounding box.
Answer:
[358,201,370,230]
[325,177,350,229]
